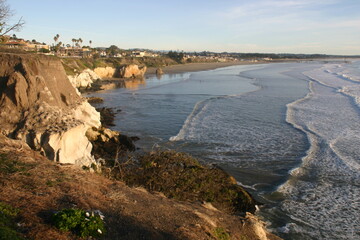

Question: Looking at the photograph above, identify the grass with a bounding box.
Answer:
[0,153,34,175]
[213,227,231,240]
[108,150,256,214]
[0,202,24,240]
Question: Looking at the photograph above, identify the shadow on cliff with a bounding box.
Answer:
[38,209,179,240]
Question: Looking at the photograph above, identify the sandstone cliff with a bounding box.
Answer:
[68,68,100,88]
[93,66,116,79]
[119,64,147,78]
[0,53,100,165]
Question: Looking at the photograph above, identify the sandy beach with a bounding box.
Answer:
[146,61,268,75]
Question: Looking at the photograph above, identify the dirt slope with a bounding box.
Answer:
[0,134,281,240]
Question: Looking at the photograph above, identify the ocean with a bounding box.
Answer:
[89,60,360,240]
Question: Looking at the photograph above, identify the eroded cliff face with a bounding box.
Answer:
[68,69,100,89]
[0,53,100,165]
[93,66,116,79]
[119,64,147,78]
[93,65,147,79]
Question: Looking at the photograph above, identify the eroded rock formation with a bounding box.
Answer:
[0,53,100,165]
[68,69,100,88]
[93,66,116,79]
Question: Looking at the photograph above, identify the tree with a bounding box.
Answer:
[71,38,76,47]
[53,33,59,46]
[0,0,25,38]
[167,50,185,63]
[106,45,120,57]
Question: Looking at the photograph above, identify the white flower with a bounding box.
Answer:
[97,229,102,234]
[85,212,90,217]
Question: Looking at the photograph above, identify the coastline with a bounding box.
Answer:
[0,52,283,239]
[146,60,268,75]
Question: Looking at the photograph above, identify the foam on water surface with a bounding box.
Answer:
[279,61,360,239]
[89,61,360,240]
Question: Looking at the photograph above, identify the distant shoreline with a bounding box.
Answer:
[146,60,269,75]
[146,58,354,76]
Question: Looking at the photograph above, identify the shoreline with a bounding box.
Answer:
[146,60,269,75]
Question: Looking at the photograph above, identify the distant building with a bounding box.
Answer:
[1,40,27,49]
[0,38,50,52]
[132,51,146,57]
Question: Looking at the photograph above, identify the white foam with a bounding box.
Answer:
[280,62,360,239]
[169,99,210,141]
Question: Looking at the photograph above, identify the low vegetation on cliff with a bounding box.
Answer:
[106,150,257,214]
[0,135,281,240]
[61,56,177,76]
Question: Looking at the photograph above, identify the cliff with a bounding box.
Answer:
[0,135,282,240]
[0,53,100,165]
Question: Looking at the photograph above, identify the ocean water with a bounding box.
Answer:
[89,60,360,240]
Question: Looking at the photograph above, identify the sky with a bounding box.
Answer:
[7,0,360,55]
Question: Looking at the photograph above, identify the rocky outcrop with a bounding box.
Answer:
[68,69,100,88]
[119,64,147,78]
[156,68,164,75]
[0,53,100,166]
[94,66,116,79]
[86,127,136,160]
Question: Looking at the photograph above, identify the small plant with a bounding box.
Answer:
[213,227,230,240]
[52,208,105,238]
[0,153,34,175]
[0,202,24,240]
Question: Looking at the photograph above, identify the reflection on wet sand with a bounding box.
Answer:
[123,78,146,90]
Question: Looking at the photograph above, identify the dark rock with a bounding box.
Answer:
[118,134,136,152]
[96,107,116,127]
[87,97,104,104]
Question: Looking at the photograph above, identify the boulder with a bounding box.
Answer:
[119,64,147,78]
[86,127,136,160]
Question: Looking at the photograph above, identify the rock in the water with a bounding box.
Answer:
[86,127,136,160]
[156,68,164,75]
[0,53,101,166]
[119,64,147,78]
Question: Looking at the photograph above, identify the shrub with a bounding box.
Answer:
[112,150,256,214]
[0,202,24,240]
[52,209,105,238]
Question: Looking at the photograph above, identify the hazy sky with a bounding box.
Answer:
[8,0,360,55]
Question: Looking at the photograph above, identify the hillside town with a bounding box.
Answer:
[0,34,263,63]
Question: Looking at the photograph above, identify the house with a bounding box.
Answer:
[132,51,146,57]
[1,38,50,52]
[1,40,27,49]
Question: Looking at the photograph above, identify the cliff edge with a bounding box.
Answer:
[0,53,100,165]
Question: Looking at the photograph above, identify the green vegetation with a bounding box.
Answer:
[213,227,231,240]
[61,56,177,76]
[0,153,34,175]
[0,202,24,240]
[109,150,256,214]
[52,208,105,238]
[167,50,185,63]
